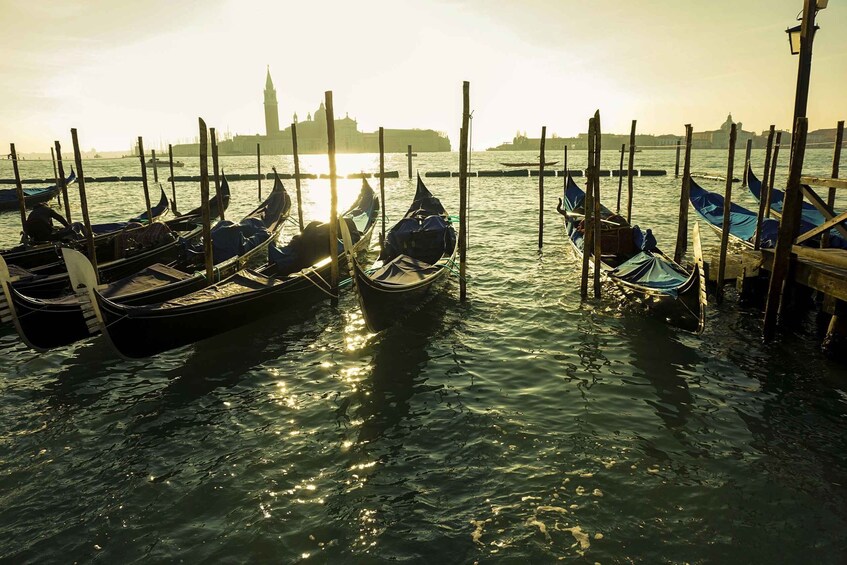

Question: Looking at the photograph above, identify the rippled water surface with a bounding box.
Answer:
[1,148,847,563]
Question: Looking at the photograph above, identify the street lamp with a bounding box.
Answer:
[785,0,827,55]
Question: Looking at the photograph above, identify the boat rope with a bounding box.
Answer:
[443,258,467,281]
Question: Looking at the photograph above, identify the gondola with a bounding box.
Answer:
[148,158,185,168]
[0,178,233,299]
[560,175,705,334]
[689,176,779,249]
[746,165,846,249]
[343,174,456,333]
[64,179,379,358]
[0,170,76,212]
[0,172,289,351]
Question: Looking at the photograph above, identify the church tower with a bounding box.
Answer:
[263,66,280,136]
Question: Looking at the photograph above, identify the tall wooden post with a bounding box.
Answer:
[167,143,177,212]
[742,138,753,188]
[754,126,776,250]
[459,81,470,301]
[379,126,386,248]
[198,118,214,283]
[70,129,98,279]
[592,111,602,299]
[626,120,636,224]
[822,121,844,248]
[674,124,693,264]
[675,140,681,178]
[616,143,625,213]
[407,145,413,179]
[50,146,60,208]
[257,143,262,201]
[764,117,808,340]
[151,149,159,182]
[581,117,596,299]
[764,131,782,218]
[9,144,28,235]
[716,123,738,302]
[291,124,304,232]
[325,91,340,306]
[538,126,546,248]
[137,136,153,223]
[563,145,568,178]
[210,127,224,221]
[54,141,72,222]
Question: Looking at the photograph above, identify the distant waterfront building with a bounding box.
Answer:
[173,68,450,156]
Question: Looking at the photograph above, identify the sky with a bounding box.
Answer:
[1,0,845,153]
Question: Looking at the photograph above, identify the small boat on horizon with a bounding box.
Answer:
[147,158,185,168]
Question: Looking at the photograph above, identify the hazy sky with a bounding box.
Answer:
[1,0,844,152]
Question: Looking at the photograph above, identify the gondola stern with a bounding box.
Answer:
[62,248,109,340]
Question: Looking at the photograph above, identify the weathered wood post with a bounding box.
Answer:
[70,129,98,278]
[291,124,304,232]
[538,126,546,248]
[54,141,72,222]
[674,124,693,264]
[198,118,214,283]
[592,111,602,298]
[50,146,60,208]
[459,81,470,301]
[151,149,159,183]
[753,126,776,250]
[210,127,224,221]
[616,143,625,213]
[563,145,568,179]
[257,142,262,201]
[168,144,177,212]
[136,137,153,223]
[581,117,596,299]
[407,145,413,179]
[822,120,844,248]
[716,123,738,302]
[742,138,753,188]
[675,139,681,178]
[626,120,636,224]
[764,131,782,218]
[763,117,808,340]
[379,126,386,248]
[325,91,340,306]
[9,144,28,236]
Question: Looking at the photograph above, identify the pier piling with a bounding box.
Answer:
[9,144,27,234]
[764,131,782,219]
[70,129,98,280]
[54,141,72,222]
[754,126,776,250]
[675,140,681,178]
[743,138,753,188]
[198,119,214,283]
[325,91,339,306]
[626,120,636,224]
[136,137,153,224]
[459,81,470,301]
[257,143,262,201]
[379,127,386,249]
[291,124,304,232]
[716,123,738,302]
[168,144,177,211]
[821,120,843,249]
[538,126,546,249]
[616,143,625,213]
[407,145,413,179]
[581,117,595,300]
[593,111,602,299]
[674,124,693,264]
[210,128,224,221]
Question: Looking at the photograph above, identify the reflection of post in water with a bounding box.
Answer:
[351,294,456,445]
[623,319,699,432]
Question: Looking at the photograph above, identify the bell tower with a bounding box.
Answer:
[263,66,280,136]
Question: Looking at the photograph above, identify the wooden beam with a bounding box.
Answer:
[674,139,681,178]
[379,127,386,249]
[717,123,737,301]
[257,142,262,200]
[822,120,843,248]
[581,116,595,299]
[674,124,693,264]
[70,129,98,280]
[291,124,304,232]
[796,208,847,244]
[168,144,177,212]
[9,144,27,235]
[325,91,339,306]
[754,126,776,250]
[626,119,636,224]
[459,81,470,301]
[764,130,782,219]
[795,184,847,241]
[800,176,847,190]
[198,118,214,283]
[593,111,602,299]
[616,143,624,213]
[54,141,72,222]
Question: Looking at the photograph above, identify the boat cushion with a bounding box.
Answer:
[371,254,441,285]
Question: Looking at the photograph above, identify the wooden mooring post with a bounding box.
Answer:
[581,117,596,299]
[257,143,262,201]
[325,91,340,306]
[70,129,98,279]
[592,111,602,299]
[291,124,304,232]
[379,127,386,249]
[764,131,782,219]
[210,127,224,221]
[563,145,568,180]
[821,120,843,249]
[674,124,693,264]
[151,149,159,183]
[716,123,738,302]
[407,144,413,179]
[616,143,625,213]
[459,81,470,301]
[763,117,808,341]
[137,137,153,223]
[538,126,546,249]
[675,139,681,178]
[9,144,27,236]
[168,144,177,212]
[743,138,753,188]
[754,126,776,250]
[198,118,214,283]
[54,141,72,222]
[626,120,636,224]
[49,146,60,209]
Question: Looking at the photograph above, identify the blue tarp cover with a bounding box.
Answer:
[384,215,455,266]
[372,255,441,285]
[690,179,782,247]
[210,217,270,263]
[610,251,688,295]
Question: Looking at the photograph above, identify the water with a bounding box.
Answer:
[2,148,847,563]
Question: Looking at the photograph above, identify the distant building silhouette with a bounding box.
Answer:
[173,68,450,156]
